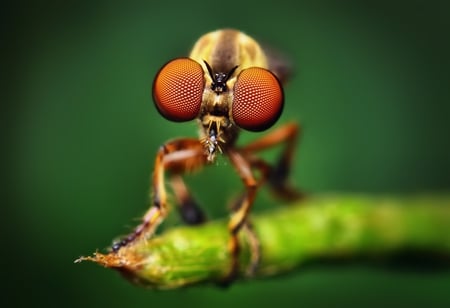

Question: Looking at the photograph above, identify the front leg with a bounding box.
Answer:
[223,149,258,283]
[112,138,207,252]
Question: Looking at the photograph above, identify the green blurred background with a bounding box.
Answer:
[5,0,450,307]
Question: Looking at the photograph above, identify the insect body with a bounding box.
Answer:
[113,29,301,282]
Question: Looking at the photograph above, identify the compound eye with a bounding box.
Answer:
[232,67,284,131]
[153,58,205,122]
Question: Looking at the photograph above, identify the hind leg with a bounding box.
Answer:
[241,122,303,200]
[170,174,206,225]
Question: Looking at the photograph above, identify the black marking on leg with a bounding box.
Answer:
[111,242,122,252]
[111,220,150,252]
[228,192,246,212]
[268,157,290,186]
[153,193,161,209]
[267,158,303,200]
[111,234,135,253]
[179,198,206,225]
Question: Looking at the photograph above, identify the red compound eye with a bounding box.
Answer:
[153,58,205,122]
[232,67,284,131]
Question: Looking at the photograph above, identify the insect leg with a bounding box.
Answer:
[170,174,206,225]
[242,220,260,276]
[112,138,206,252]
[241,122,303,200]
[224,149,258,282]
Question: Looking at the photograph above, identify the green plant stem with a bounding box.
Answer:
[77,194,450,289]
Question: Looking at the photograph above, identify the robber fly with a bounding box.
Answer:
[112,29,302,282]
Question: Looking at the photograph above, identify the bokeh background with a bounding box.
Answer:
[5,0,450,307]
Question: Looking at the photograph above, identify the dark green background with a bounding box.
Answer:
[5,0,450,307]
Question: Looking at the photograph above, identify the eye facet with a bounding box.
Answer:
[153,58,205,122]
[232,67,284,132]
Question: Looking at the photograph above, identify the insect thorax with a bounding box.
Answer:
[189,29,269,78]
